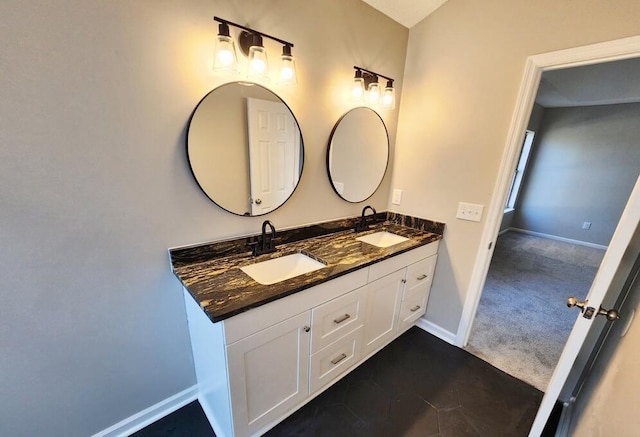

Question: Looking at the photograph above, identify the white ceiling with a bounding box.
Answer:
[362,0,449,28]
[536,57,640,108]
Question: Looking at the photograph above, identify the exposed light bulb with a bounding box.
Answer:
[250,55,266,74]
[247,35,269,80]
[382,80,395,110]
[367,81,380,104]
[278,46,297,85]
[213,23,238,73]
[351,70,365,102]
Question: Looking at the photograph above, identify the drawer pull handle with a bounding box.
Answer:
[333,314,351,324]
[410,305,421,312]
[331,353,348,365]
[417,274,428,281]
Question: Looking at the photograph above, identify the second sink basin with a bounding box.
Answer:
[241,252,326,285]
[356,231,410,248]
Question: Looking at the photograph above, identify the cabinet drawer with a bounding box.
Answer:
[311,287,366,353]
[398,290,429,333]
[310,326,363,393]
[404,255,437,299]
[368,241,438,283]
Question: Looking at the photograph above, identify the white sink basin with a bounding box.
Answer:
[241,253,326,285]
[356,231,410,248]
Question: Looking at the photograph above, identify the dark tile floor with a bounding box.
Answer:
[134,327,546,437]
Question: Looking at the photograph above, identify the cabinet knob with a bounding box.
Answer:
[401,279,407,284]
[303,326,311,332]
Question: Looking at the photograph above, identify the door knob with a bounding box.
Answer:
[597,307,620,322]
[567,296,587,311]
[567,296,620,321]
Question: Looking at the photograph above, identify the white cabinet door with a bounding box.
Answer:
[227,311,311,437]
[363,269,405,356]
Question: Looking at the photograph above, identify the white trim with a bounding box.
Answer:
[415,317,457,345]
[92,385,198,437]
[507,228,608,250]
[199,396,230,437]
[456,34,640,349]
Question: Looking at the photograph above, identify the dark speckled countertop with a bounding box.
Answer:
[170,212,444,323]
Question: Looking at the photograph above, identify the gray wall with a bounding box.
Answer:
[512,103,640,246]
[0,1,407,435]
[391,0,640,335]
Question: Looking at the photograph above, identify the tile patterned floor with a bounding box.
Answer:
[135,327,544,437]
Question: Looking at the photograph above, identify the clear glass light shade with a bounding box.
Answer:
[248,45,269,80]
[367,82,380,105]
[278,55,297,85]
[382,86,396,110]
[213,35,239,72]
[351,77,365,102]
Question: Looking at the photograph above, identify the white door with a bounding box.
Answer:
[247,98,300,215]
[565,249,640,436]
[528,176,640,436]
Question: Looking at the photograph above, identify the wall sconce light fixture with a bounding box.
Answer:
[352,66,395,110]
[213,16,297,85]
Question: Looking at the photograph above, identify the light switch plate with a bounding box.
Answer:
[456,202,484,222]
[392,189,403,205]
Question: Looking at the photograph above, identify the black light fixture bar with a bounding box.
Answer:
[214,16,294,48]
[353,65,393,83]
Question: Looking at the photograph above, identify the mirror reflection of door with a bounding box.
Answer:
[247,98,301,215]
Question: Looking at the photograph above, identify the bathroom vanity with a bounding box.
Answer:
[170,213,443,437]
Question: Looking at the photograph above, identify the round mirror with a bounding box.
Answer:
[327,107,389,203]
[187,82,304,216]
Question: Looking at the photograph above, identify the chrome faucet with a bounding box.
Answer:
[355,206,377,232]
[248,220,277,256]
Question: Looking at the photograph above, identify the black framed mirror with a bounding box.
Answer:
[326,107,389,203]
[187,82,304,216]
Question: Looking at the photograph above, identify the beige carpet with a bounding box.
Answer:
[465,231,605,391]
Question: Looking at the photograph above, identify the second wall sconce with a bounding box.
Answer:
[351,66,395,110]
[213,16,297,86]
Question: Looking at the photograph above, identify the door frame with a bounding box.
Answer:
[456,35,640,348]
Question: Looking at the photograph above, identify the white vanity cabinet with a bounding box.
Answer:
[183,241,438,437]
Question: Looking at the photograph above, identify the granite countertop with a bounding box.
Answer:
[170,212,444,323]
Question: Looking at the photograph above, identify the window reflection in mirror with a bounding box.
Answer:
[187,82,304,216]
[327,107,389,203]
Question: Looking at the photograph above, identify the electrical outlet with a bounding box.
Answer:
[392,189,403,205]
[582,221,592,230]
[456,202,484,222]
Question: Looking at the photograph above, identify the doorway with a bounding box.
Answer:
[456,36,640,407]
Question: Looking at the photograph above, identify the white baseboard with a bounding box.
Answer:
[92,385,198,437]
[507,228,608,250]
[416,318,457,345]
